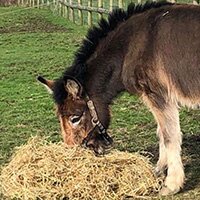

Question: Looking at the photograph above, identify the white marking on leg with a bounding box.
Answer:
[159,104,185,195]
[142,95,185,195]
[155,126,167,175]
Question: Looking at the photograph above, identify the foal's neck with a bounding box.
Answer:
[85,54,125,105]
[83,36,126,128]
[84,62,124,128]
[85,30,126,105]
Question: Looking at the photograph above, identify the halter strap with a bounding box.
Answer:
[85,96,106,134]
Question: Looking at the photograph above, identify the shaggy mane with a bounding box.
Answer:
[54,0,173,104]
[74,0,172,66]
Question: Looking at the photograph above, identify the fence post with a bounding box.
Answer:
[63,0,65,16]
[118,0,123,8]
[98,0,103,20]
[88,0,92,26]
[66,0,70,20]
[59,0,62,16]
[193,0,198,4]
[53,0,57,13]
[78,0,83,25]
[109,0,113,12]
[63,0,67,17]
[67,0,70,20]
[69,0,75,23]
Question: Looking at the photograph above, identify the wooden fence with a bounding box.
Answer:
[17,0,199,26]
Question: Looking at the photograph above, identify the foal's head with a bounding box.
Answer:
[38,76,113,154]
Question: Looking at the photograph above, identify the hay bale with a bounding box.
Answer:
[0,137,160,200]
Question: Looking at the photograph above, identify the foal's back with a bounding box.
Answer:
[122,4,200,107]
[157,5,200,105]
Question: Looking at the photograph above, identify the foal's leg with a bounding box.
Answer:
[143,96,185,195]
[155,125,167,176]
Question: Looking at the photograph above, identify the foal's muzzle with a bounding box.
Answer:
[82,126,113,155]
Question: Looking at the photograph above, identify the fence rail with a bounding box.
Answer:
[16,0,200,26]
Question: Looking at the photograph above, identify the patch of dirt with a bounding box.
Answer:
[0,15,68,34]
[0,0,17,6]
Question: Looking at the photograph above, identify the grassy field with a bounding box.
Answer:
[0,6,200,200]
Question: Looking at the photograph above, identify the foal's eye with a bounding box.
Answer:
[70,115,82,126]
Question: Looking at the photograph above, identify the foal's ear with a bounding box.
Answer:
[37,76,55,94]
[65,78,83,99]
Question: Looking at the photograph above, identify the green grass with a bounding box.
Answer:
[0,6,200,200]
[0,7,87,162]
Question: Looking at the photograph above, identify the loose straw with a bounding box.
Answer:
[0,136,161,200]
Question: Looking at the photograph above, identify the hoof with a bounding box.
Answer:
[159,185,180,196]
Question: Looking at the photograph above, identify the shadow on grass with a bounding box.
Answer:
[182,134,200,193]
[145,134,200,193]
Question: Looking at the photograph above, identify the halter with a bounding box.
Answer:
[64,75,107,135]
[81,95,113,151]
[85,96,107,135]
